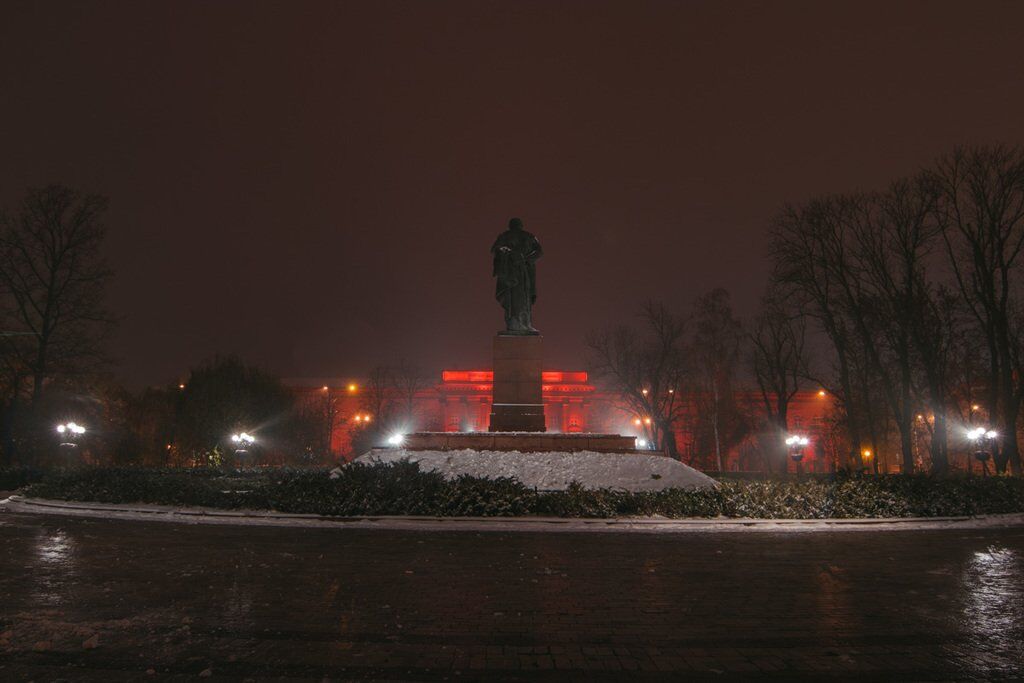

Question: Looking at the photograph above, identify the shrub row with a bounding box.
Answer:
[20,462,1024,519]
[0,466,46,491]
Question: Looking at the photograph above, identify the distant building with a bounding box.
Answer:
[288,370,837,472]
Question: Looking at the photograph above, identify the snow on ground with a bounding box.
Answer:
[352,448,717,492]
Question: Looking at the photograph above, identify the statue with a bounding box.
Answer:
[491,217,543,335]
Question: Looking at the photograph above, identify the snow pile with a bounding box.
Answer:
[352,448,717,492]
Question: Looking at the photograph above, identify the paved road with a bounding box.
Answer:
[0,512,1022,681]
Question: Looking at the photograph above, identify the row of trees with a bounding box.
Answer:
[589,145,1024,476]
[0,186,115,465]
[586,291,751,470]
[772,145,1024,476]
[0,187,339,467]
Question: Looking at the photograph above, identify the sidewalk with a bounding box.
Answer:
[5,495,1024,533]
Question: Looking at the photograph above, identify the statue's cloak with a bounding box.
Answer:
[491,228,542,310]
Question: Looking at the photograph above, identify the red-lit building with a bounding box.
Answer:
[437,370,594,433]
[290,369,837,472]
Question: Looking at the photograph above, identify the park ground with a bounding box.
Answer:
[0,510,1022,681]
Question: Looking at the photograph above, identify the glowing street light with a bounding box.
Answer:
[56,422,86,447]
[967,426,998,476]
[387,433,405,446]
[637,438,648,449]
[347,383,358,393]
[230,432,255,454]
[785,434,810,463]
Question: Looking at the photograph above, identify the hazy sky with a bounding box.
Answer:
[2,0,1023,386]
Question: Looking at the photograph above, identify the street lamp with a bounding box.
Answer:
[785,434,809,462]
[230,432,255,455]
[56,422,86,447]
[387,433,405,447]
[967,427,997,476]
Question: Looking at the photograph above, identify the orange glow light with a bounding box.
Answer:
[862,449,872,458]
[348,383,358,392]
[633,418,642,426]
[643,417,652,425]
[817,389,826,397]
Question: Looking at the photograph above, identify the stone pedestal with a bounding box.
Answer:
[488,334,546,432]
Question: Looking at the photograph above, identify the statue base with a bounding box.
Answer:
[488,334,546,432]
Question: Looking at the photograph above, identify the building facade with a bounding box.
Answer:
[291,369,839,472]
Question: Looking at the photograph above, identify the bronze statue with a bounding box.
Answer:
[491,217,543,335]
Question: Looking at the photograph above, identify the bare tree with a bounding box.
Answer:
[771,197,865,470]
[846,176,953,473]
[692,288,744,471]
[932,145,1024,475]
[586,302,689,458]
[392,358,432,429]
[750,287,808,472]
[0,186,114,405]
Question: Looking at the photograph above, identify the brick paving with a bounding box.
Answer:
[0,512,1022,681]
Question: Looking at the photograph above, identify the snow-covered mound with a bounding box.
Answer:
[352,448,717,492]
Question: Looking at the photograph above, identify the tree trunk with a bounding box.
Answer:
[899,425,914,475]
[712,384,723,471]
[660,420,679,460]
[997,325,1022,475]
[930,409,949,474]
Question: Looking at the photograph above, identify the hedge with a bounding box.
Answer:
[17,462,1024,519]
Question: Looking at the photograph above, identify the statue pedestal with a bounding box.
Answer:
[488,334,546,432]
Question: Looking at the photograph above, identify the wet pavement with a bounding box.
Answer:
[0,512,1022,681]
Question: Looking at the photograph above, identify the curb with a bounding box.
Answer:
[4,496,1024,533]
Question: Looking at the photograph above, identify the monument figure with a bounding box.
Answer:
[491,217,542,334]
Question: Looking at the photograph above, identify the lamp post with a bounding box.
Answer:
[785,434,810,474]
[56,422,86,457]
[321,385,336,459]
[967,427,997,477]
[230,432,255,461]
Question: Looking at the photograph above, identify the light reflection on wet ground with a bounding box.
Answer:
[0,512,1022,680]
[960,545,1023,672]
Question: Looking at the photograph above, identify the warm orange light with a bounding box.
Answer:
[322,385,329,392]
[668,388,675,394]
[633,418,642,426]
[348,383,358,392]
[643,417,652,425]
[862,449,872,458]
[641,388,649,396]
[178,383,185,390]
[971,404,980,411]
[817,389,826,397]
[363,414,371,422]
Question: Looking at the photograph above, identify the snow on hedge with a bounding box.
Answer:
[353,448,717,492]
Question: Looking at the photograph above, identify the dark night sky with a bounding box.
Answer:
[2,1,1023,387]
